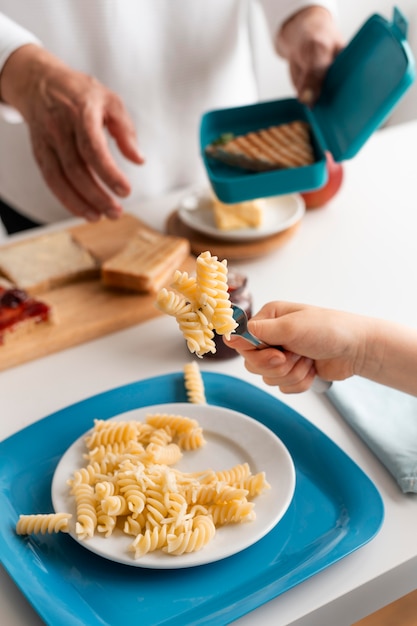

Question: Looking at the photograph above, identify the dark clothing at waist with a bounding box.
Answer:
[0,198,43,235]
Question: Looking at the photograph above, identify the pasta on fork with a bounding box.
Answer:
[156,251,237,357]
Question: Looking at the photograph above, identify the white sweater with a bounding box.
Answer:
[0,0,336,224]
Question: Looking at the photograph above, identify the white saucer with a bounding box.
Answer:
[178,189,305,241]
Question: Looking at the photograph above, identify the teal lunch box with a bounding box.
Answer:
[200,7,415,203]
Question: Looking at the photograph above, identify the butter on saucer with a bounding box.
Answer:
[212,196,264,231]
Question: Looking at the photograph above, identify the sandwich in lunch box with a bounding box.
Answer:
[205,120,315,171]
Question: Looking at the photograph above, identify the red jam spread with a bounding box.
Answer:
[0,286,51,344]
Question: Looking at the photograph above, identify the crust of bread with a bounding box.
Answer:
[101,230,190,293]
[0,231,99,295]
[206,120,315,171]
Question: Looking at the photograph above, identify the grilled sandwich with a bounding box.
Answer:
[101,229,190,293]
[205,120,315,171]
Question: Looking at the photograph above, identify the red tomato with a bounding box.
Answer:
[301,152,344,209]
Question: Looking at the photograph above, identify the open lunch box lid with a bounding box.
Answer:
[200,7,416,203]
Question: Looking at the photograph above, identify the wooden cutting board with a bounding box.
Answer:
[0,214,195,372]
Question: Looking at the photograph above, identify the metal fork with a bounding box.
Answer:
[231,304,332,393]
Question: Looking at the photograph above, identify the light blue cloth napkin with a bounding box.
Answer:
[326,377,417,493]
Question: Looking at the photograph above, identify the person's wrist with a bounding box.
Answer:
[0,43,49,115]
[353,317,386,381]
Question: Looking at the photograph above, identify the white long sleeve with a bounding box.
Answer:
[0,11,40,71]
[0,12,41,122]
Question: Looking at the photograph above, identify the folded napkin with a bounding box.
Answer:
[326,377,417,493]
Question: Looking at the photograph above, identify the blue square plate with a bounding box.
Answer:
[0,372,383,626]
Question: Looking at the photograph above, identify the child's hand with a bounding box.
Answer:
[225,302,366,393]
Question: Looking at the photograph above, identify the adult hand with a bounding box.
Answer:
[276,6,344,105]
[224,301,369,393]
[0,44,144,221]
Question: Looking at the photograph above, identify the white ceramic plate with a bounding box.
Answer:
[178,189,305,241]
[52,403,295,569]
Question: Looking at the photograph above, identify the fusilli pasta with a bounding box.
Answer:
[183,361,206,404]
[155,250,237,357]
[15,367,270,560]
[16,513,72,535]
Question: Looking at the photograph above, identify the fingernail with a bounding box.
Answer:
[289,352,302,363]
[300,88,314,105]
[85,210,100,222]
[114,184,129,197]
[269,354,286,367]
[106,207,122,219]
[128,137,145,162]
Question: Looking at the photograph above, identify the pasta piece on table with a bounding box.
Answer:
[16,513,72,535]
[183,361,207,404]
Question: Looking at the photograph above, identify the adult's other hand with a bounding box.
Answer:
[276,6,344,105]
[0,44,144,221]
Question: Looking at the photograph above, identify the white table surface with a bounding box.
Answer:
[1,120,417,626]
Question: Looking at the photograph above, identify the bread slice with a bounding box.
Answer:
[0,230,99,295]
[212,196,263,230]
[101,229,190,293]
[0,285,54,345]
[205,120,315,171]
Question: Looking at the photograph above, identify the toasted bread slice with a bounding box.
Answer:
[205,120,315,171]
[101,229,190,293]
[0,230,99,295]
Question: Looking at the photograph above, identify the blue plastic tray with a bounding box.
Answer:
[0,372,384,626]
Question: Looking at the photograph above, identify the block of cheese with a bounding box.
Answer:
[212,197,264,231]
[0,230,99,295]
[101,229,190,293]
